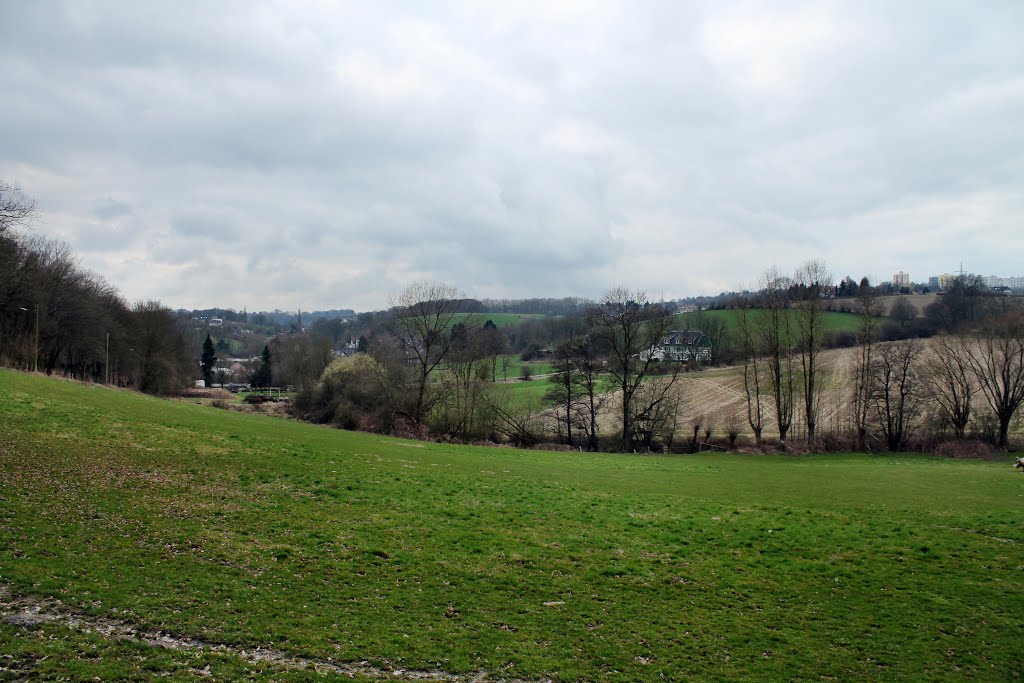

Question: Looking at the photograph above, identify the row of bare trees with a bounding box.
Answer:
[926,315,1024,448]
[737,263,1024,451]
[1,183,194,392]
[734,261,834,450]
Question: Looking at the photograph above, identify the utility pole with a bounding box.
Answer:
[105,332,110,384]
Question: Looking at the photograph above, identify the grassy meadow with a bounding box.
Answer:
[675,308,868,335]
[1,369,1022,681]
[454,313,552,329]
[492,357,556,381]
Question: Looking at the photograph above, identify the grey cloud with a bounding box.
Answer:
[92,198,133,220]
[1,1,1021,310]
[169,210,243,242]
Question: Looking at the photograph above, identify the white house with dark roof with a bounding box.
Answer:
[652,329,712,363]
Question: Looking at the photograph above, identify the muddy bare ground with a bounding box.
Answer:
[0,586,543,682]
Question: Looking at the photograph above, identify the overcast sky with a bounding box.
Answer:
[1,1,1022,311]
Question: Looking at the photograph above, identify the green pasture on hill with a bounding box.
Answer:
[1,369,1022,681]
[430,358,554,384]
[492,377,553,409]
[455,312,552,329]
[492,356,556,381]
[676,308,868,335]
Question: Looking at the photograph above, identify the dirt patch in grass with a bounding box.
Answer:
[0,586,534,682]
[178,387,235,399]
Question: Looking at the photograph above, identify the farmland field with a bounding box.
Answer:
[1,370,1022,681]
[664,345,863,442]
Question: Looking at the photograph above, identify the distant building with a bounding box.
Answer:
[983,275,1024,290]
[651,330,712,364]
[892,271,910,288]
[930,273,960,291]
[209,318,224,327]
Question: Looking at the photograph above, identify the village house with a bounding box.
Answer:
[652,329,712,363]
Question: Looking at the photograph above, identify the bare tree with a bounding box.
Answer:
[652,387,684,451]
[737,303,765,447]
[871,340,924,451]
[689,413,704,450]
[725,413,742,449]
[214,366,232,388]
[758,267,796,449]
[546,347,578,445]
[131,300,194,394]
[793,259,833,448]
[271,334,334,390]
[688,309,729,365]
[926,335,975,439]
[631,376,686,451]
[963,311,1024,448]
[888,297,917,330]
[480,387,547,447]
[589,288,682,451]
[852,278,881,450]
[564,335,606,451]
[926,274,988,332]
[0,181,36,236]
[383,282,477,426]
[431,339,491,442]
[478,319,508,382]
[702,419,715,445]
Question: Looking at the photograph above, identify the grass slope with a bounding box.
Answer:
[676,309,868,335]
[1,370,1022,681]
[455,313,552,329]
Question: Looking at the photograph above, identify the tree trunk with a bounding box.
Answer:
[414,376,428,425]
[621,394,631,452]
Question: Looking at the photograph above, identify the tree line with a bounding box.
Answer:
[292,266,1022,454]
[0,183,194,393]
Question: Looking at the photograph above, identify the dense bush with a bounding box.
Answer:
[294,354,395,431]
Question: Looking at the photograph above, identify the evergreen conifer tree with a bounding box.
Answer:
[253,345,273,388]
[201,334,217,386]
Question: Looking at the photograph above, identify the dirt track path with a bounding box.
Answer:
[0,586,543,682]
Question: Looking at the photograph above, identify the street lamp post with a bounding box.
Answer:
[18,304,38,373]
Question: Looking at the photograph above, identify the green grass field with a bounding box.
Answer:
[492,357,556,381]
[492,377,554,409]
[2,370,1022,681]
[451,312,552,329]
[676,309,869,336]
